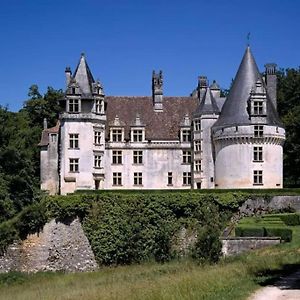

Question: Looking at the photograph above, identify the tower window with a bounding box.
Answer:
[194,120,201,131]
[182,130,191,142]
[195,160,201,172]
[183,172,191,185]
[133,150,143,164]
[111,129,123,142]
[94,131,102,145]
[182,150,191,164]
[194,141,201,152]
[253,146,263,162]
[134,172,143,186]
[253,170,263,185]
[167,172,173,186]
[69,158,79,172]
[113,172,122,186]
[253,101,264,115]
[68,99,80,113]
[69,134,79,149]
[254,125,264,137]
[112,150,122,164]
[94,155,102,168]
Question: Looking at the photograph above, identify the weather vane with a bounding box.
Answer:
[247,32,251,46]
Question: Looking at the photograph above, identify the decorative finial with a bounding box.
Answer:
[247,32,251,46]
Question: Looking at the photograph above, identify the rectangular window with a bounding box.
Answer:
[194,120,201,131]
[69,158,79,172]
[194,141,201,152]
[253,146,263,162]
[95,99,103,114]
[182,150,191,164]
[94,155,102,168]
[134,172,143,186]
[69,134,79,149]
[253,101,264,115]
[168,172,173,186]
[133,150,143,164]
[182,130,191,142]
[68,99,80,113]
[111,129,123,142]
[112,150,122,164]
[113,172,122,186]
[132,129,143,142]
[253,170,263,185]
[94,131,102,145]
[183,172,191,185]
[254,125,264,137]
[195,160,201,172]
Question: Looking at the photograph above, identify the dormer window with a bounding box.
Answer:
[95,99,103,114]
[68,99,80,113]
[110,128,123,142]
[72,87,76,94]
[253,100,264,115]
[194,120,201,131]
[181,129,191,142]
[131,129,144,142]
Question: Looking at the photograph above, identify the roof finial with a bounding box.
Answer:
[247,32,251,47]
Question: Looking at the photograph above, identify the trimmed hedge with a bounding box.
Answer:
[264,213,300,226]
[235,226,265,237]
[264,227,292,242]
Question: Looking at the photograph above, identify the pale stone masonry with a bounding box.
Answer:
[39,47,285,194]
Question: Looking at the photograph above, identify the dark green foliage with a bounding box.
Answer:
[192,225,222,264]
[264,227,292,242]
[235,226,265,237]
[0,220,18,254]
[264,213,300,226]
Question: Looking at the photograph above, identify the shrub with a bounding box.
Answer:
[268,213,300,226]
[235,226,265,237]
[264,227,292,242]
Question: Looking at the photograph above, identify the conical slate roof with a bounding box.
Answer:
[213,47,282,129]
[194,87,220,116]
[73,53,95,95]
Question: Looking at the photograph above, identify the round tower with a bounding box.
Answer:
[212,47,285,189]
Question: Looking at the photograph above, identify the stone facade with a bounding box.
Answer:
[39,47,285,194]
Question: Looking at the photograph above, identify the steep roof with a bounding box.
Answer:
[106,96,198,140]
[38,122,60,146]
[213,46,282,129]
[194,87,220,116]
[73,54,95,95]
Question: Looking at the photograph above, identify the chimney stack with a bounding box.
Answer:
[152,70,163,111]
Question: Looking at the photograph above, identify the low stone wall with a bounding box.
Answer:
[221,237,281,256]
[0,218,98,273]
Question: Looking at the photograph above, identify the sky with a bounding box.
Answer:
[0,0,299,111]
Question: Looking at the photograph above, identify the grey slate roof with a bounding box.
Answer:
[73,54,95,95]
[194,87,220,116]
[106,96,198,140]
[38,122,60,146]
[213,47,283,130]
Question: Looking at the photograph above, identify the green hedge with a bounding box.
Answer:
[235,226,265,237]
[264,227,292,242]
[264,213,300,226]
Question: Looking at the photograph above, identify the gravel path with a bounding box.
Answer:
[249,269,300,300]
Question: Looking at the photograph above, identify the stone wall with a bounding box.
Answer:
[221,237,281,256]
[0,218,98,273]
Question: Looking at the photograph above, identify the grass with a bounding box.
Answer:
[0,226,300,300]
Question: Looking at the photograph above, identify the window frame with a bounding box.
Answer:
[183,172,191,185]
[253,170,263,185]
[69,158,79,173]
[181,129,191,142]
[133,172,143,186]
[68,99,80,113]
[167,172,173,186]
[111,128,123,142]
[69,133,79,149]
[182,150,191,164]
[112,172,122,186]
[112,150,122,165]
[94,155,102,169]
[253,146,263,162]
[133,150,143,164]
[254,125,264,137]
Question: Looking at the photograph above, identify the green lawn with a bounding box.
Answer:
[0,226,300,300]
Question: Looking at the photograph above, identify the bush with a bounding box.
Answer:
[264,227,292,242]
[267,213,300,226]
[235,226,265,237]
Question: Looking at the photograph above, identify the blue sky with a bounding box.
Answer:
[0,0,299,111]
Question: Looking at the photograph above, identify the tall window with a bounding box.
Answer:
[132,129,143,142]
[254,125,264,137]
[253,146,263,162]
[111,129,123,142]
[183,172,191,185]
[195,160,201,172]
[68,99,80,113]
[168,172,173,186]
[69,134,79,149]
[94,155,102,168]
[134,172,143,186]
[182,150,191,163]
[133,150,143,164]
[182,130,191,142]
[253,170,263,185]
[194,120,201,131]
[95,99,103,114]
[253,101,264,115]
[112,150,122,164]
[94,131,102,145]
[113,172,122,186]
[194,141,201,152]
[69,158,79,172]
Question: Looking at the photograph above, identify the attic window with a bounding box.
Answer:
[68,99,80,113]
[72,87,76,94]
[253,101,264,115]
[181,129,191,142]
